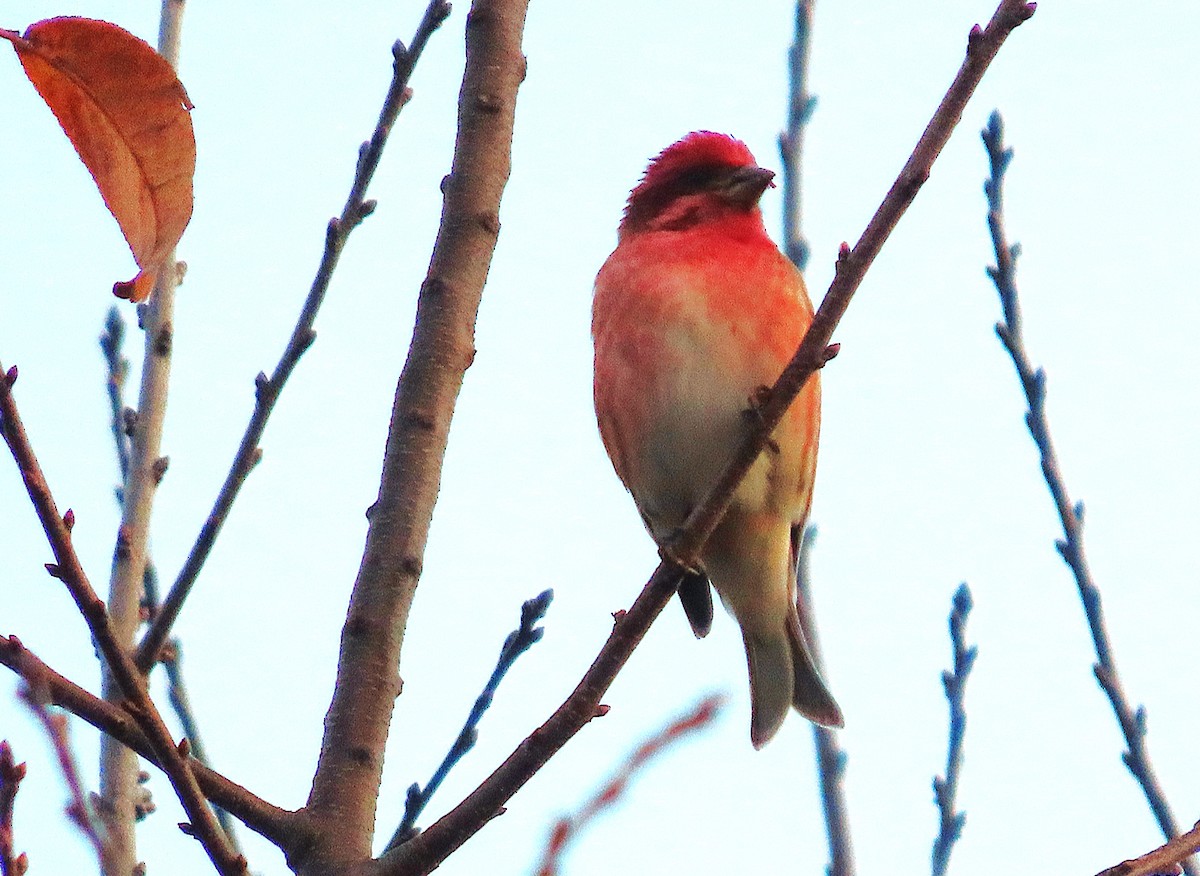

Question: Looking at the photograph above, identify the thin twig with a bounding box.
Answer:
[534,694,725,876]
[98,307,131,487]
[386,590,553,851]
[19,685,103,856]
[0,371,246,875]
[931,584,976,876]
[981,111,1194,875]
[135,0,453,673]
[383,7,1035,872]
[0,636,297,851]
[162,641,242,848]
[302,1,525,870]
[795,528,854,876]
[0,742,27,876]
[1096,820,1200,876]
[779,0,818,271]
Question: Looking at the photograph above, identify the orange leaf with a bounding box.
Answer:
[1,17,195,302]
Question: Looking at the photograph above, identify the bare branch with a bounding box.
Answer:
[99,4,189,870]
[0,636,297,851]
[385,4,1035,871]
[533,695,725,876]
[19,685,103,856]
[796,528,854,876]
[385,590,553,850]
[1096,821,1200,876]
[135,0,454,672]
[0,373,245,875]
[981,111,1194,875]
[0,742,27,876]
[931,584,976,876]
[302,0,528,868]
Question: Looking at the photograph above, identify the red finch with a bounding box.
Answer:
[592,131,842,747]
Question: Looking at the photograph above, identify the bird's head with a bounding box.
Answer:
[620,131,775,238]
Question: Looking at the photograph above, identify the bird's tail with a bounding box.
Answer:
[743,607,842,749]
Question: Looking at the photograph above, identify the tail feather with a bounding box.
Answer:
[743,630,795,749]
[677,571,714,638]
[786,609,843,728]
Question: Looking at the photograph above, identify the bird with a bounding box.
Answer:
[592,131,842,747]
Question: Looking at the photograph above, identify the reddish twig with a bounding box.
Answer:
[384,4,1035,872]
[534,695,725,876]
[0,370,245,875]
[19,685,103,856]
[1096,821,1200,876]
[135,0,453,673]
[0,742,27,876]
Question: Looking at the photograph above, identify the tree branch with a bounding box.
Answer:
[301,0,529,868]
[383,4,1035,872]
[134,0,453,673]
[385,590,553,850]
[0,742,26,876]
[0,636,297,851]
[99,4,189,871]
[0,369,245,875]
[981,111,1194,875]
[1096,820,1200,876]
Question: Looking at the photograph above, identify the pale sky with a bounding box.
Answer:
[2,1,1198,874]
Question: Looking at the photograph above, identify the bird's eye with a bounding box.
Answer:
[672,164,729,194]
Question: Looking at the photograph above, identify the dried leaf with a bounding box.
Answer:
[1,17,195,302]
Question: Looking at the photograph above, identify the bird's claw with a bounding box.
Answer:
[743,385,780,453]
[658,536,703,576]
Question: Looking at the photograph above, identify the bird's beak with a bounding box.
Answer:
[724,166,776,208]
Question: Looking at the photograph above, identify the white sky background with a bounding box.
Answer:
[2,1,1198,874]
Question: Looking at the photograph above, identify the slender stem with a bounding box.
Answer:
[795,528,854,876]
[383,6,1035,872]
[0,742,25,876]
[386,590,553,850]
[99,4,189,871]
[931,584,976,876]
[779,0,818,271]
[533,695,725,876]
[980,111,1194,875]
[18,686,103,856]
[302,1,528,868]
[0,369,245,875]
[135,0,453,673]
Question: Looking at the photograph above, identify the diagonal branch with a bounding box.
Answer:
[385,590,553,850]
[0,635,297,851]
[1096,820,1200,876]
[0,368,245,875]
[980,111,1195,874]
[383,4,1035,872]
[135,0,453,673]
[301,0,530,868]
